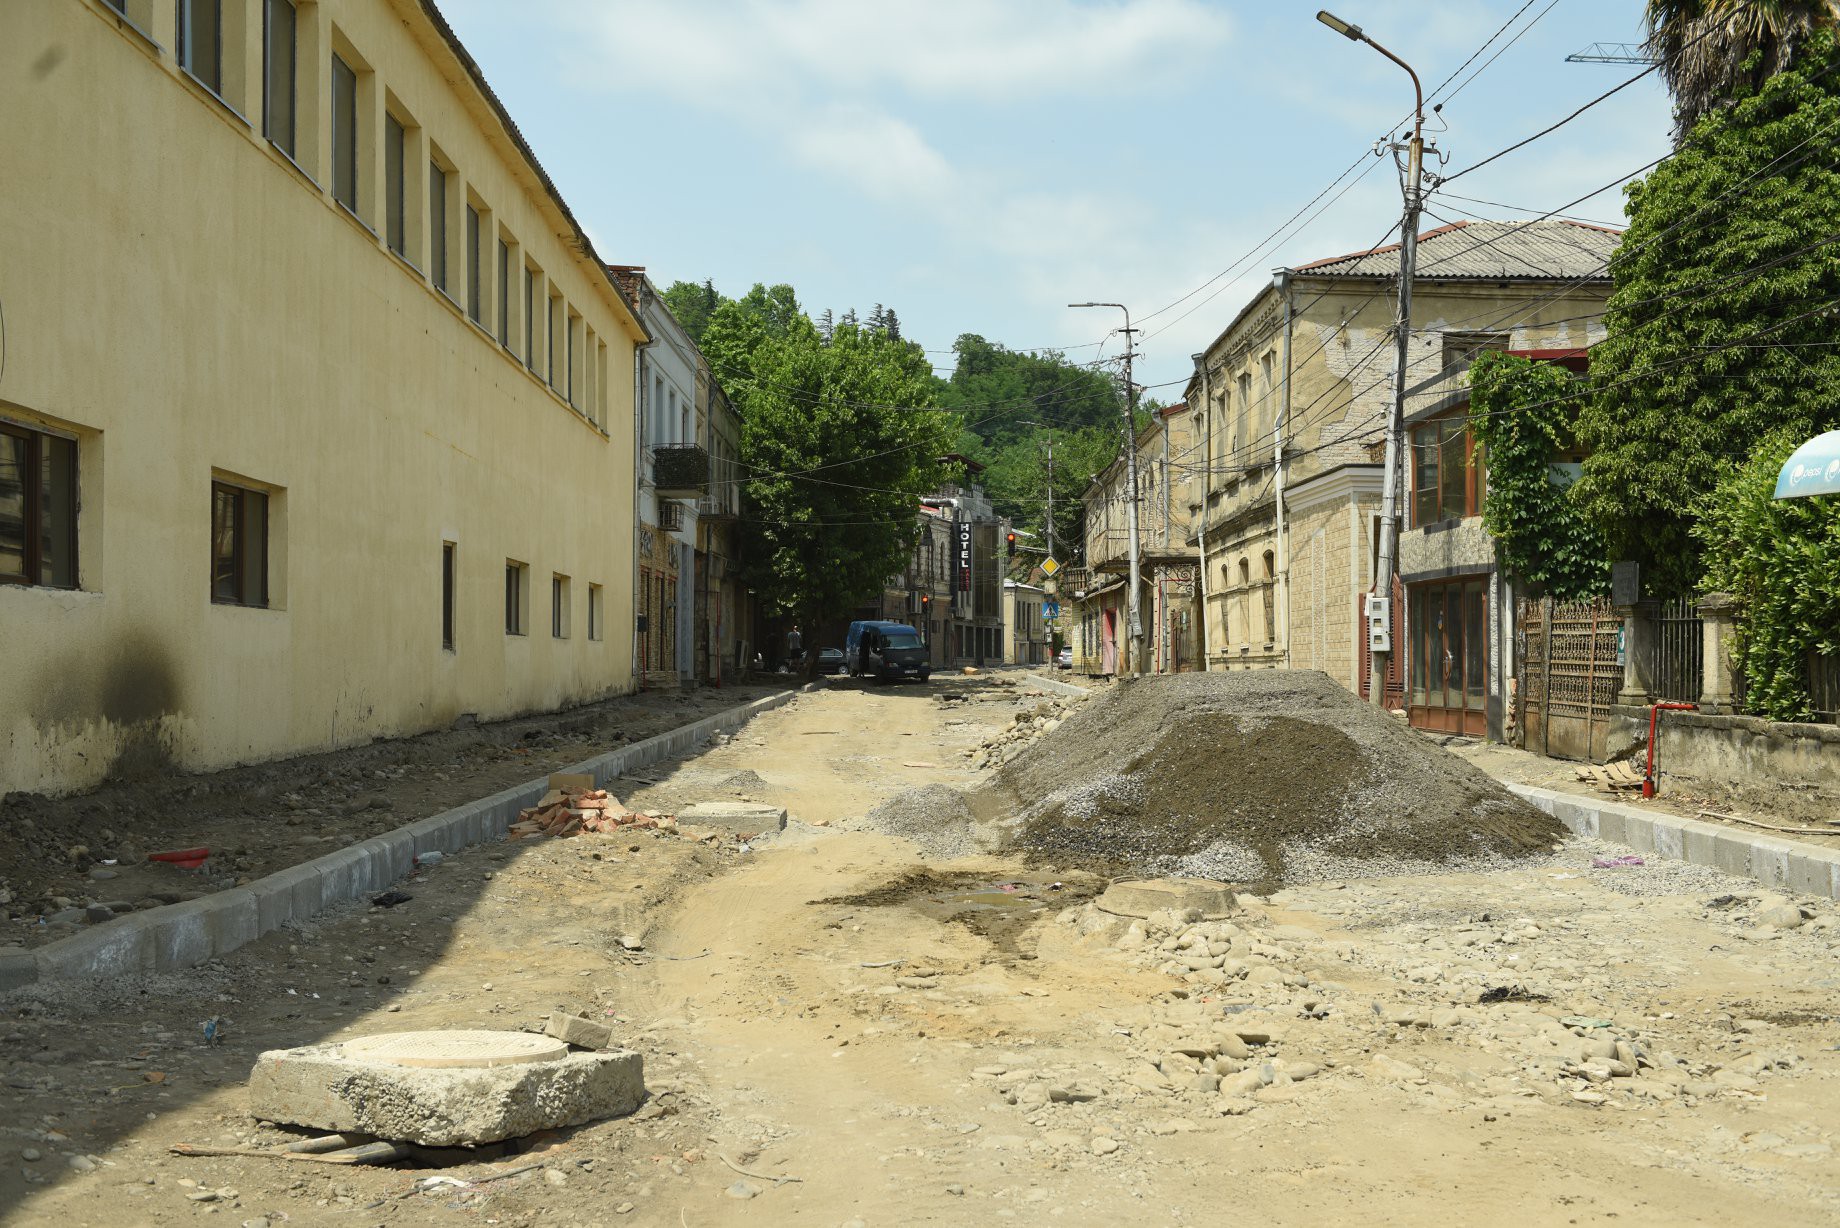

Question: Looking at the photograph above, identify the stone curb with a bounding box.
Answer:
[1017,672,1088,698]
[1507,783,1840,902]
[4,685,813,994]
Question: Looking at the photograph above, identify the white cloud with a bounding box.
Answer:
[564,0,1231,105]
[787,104,960,202]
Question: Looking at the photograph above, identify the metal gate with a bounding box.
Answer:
[1515,596,1622,761]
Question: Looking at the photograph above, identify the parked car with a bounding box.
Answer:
[844,620,931,682]
[1056,646,1073,670]
[816,647,846,675]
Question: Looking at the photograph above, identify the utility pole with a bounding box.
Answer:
[1319,10,1426,708]
[1070,302,1144,676]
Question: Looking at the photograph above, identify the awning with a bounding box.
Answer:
[1774,429,1840,499]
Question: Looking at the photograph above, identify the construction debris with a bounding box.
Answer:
[248,1029,645,1148]
[965,698,1077,770]
[1577,761,1645,792]
[508,783,671,839]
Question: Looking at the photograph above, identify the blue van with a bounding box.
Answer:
[844,620,931,682]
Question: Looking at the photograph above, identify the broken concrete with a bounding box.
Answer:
[545,1013,616,1050]
[1095,878,1237,920]
[248,1030,644,1146]
[677,802,788,837]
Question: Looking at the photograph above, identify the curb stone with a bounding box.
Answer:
[1018,672,1088,698]
[3,685,813,994]
[1507,782,1840,902]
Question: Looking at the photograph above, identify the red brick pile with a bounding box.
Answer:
[507,786,680,840]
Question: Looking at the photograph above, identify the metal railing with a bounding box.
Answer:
[1650,597,1703,703]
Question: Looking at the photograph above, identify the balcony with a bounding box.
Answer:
[652,444,709,498]
[696,492,739,522]
[1087,526,1133,572]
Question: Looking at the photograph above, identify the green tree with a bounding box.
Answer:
[1694,429,1840,718]
[659,278,723,345]
[702,293,956,650]
[1572,33,1840,595]
[937,334,1124,448]
[1468,353,1610,599]
[1645,0,1839,142]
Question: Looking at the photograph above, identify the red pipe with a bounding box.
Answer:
[1643,702,1698,798]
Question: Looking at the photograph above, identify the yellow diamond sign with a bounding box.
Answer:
[1040,558,1061,577]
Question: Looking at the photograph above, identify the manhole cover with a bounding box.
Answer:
[338,1030,568,1069]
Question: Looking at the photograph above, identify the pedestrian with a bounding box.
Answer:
[786,624,804,667]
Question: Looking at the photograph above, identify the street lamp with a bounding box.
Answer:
[1069,301,1144,678]
[1318,10,1426,708]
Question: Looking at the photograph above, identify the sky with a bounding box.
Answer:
[439,0,1674,396]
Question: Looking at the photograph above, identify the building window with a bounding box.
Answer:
[262,0,297,156]
[1261,550,1276,645]
[547,295,559,389]
[1442,331,1510,378]
[441,541,456,651]
[505,560,528,635]
[1411,416,1486,527]
[384,114,406,256]
[429,162,448,291]
[588,583,603,641]
[330,54,358,213]
[211,481,268,608]
[177,0,222,93]
[0,423,78,589]
[497,239,511,348]
[1235,373,1251,457]
[465,205,482,323]
[552,573,570,638]
[524,268,537,372]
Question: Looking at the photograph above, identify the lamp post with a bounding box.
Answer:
[1070,302,1144,677]
[1318,9,1425,708]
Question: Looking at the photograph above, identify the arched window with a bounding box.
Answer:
[1237,557,1251,647]
[1261,550,1276,645]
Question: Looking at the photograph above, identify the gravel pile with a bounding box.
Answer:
[992,671,1561,888]
[855,784,998,859]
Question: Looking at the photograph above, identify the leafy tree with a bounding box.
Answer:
[659,278,723,345]
[701,293,956,654]
[1694,428,1840,719]
[1645,0,1839,142]
[1468,353,1609,599]
[937,334,1123,447]
[1572,33,1840,595]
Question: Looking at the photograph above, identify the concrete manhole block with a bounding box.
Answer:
[677,802,788,836]
[339,1029,569,1069]
[1095,877,1237,920]
[249,1030,645,1147]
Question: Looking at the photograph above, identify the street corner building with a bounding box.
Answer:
[1,0,650,796]
[1186,219,1618,739]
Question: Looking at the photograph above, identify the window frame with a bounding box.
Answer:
[441,540,457,651]
[505,560,528,636]
[428,160,449,292]
[588,582,603,642]
[524,266,537,373]
[262,0,297,156]
[465,204,482,324]
[330,53,359,214]
[497,238,512,349]
[210,479,269,608]
[383,112,407,257]
[0,421,79,590]
[1410,413,1487,528]
[177,0,223,94]
[551,573,570,639]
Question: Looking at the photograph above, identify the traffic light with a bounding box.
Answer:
[1005,530,1017,557]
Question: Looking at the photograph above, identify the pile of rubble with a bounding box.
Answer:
[508,784,679,839]
[963,698,1076,770]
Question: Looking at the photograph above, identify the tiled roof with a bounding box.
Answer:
[1294,219,1620,281]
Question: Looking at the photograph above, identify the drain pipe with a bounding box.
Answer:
[1193,353,1213,670]
[1643,702,1697,798]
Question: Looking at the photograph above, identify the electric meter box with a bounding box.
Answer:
[1365,594,1392,653]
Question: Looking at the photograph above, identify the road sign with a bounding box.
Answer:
[1043,600,1060,620]
[1040,557,1061,577]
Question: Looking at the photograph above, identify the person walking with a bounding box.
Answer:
[786,624,804,667]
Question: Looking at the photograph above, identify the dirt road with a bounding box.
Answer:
[5,675,1838,1226]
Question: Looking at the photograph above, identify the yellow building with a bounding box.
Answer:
[1190,220,1617,730]
[1068,402,1203,676]
[1,0,647,796]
